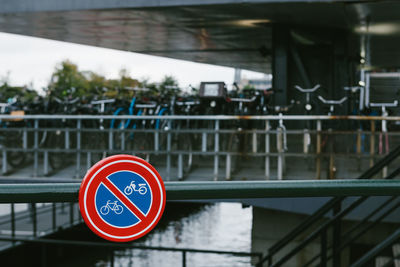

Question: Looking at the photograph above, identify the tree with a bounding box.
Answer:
[47,60,88,98]
[158,75,181,98]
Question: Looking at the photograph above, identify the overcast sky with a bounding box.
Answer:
[0,32,265,94]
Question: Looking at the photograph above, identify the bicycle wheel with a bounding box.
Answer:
[83,120,108,165]
[124,186,133,195]
[114,205,123,214]
[7,151,26,168]
[48,132,68,170]
[4,128,26,168]
[100,205,109,215]
[138,187,147,195]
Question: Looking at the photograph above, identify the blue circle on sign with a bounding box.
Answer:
[95,171,152,228]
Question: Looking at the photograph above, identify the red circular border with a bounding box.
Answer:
[79,155,166,242]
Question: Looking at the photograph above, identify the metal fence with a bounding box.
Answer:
[0,180,399,266]
[0,114,399,181]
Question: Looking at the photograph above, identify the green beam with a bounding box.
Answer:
[0,180,398,203]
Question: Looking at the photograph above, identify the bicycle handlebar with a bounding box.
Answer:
[294,84,320,93]
[124,86,150,91]
[176,100,200,106]
[344,86,362,92]
[135,103,157,108]
[54,97,80,105]
[269,100,296,113]
[318,96,347,105]
[91,99,116,105]
[229,96,257,103]
[370,101,398,108]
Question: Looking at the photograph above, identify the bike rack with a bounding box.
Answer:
[0,114,399,181]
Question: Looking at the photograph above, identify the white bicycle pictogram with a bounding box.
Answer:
[124,181,147,196]
[100,200,123,215]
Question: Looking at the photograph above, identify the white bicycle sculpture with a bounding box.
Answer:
[100,200,123,215]
[124,181,147,196]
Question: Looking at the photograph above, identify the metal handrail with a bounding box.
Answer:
[259,145,400,266]
[270,196,368,267]
[0,236,262,267]
[0,180,399,203]
[350,229,400,267]
[0,114,399,120]
[302,197,399,267]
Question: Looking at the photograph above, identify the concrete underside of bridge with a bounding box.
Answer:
[1,1,400,106]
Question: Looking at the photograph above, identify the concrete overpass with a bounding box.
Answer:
[1,0,400,105]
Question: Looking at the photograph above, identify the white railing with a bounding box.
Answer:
[0,115,398,181]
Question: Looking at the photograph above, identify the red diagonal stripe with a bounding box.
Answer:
[102,179,146,221]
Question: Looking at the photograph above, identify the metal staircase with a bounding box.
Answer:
[257,145,400,267]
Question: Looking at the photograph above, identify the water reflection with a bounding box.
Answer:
[109,202,253,267]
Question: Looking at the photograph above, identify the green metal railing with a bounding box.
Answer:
[0,180,399,203]
[0,236,262,267]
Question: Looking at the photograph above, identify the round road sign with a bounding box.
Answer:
[79,154,166,242]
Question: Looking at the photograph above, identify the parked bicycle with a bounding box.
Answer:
[318,94,348,179]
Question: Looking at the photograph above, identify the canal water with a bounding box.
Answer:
[0,202,253,266]
[107,202,253,267]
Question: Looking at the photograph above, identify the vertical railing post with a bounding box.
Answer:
[356,129,362,171]
[332,201,342,267]
[316,120,322,179]
[23,128,27,149]
[34,119,39,177]
[382,117,388,178]
[225,153,231,180]
[70,202,74,226]
[32,203,37,237]
[178,153,183,180]
[52,203,56,231]
[252,130,257,154]
[65,126,70,150]
[41,244,47,267]
[108,127,113,153]
[2,150,7,175]
[214,120,220,181]
[202,132,207,152]
[76,119,81,178]
[86,152,91,170]
[120,123,125,152]
[110,250,115,267]
[43,150,49,176]
[328,129,335,179]
[370,120,375,168]
[11,203,15,243]
[277,127,283,180]
[265,120,270,180]
[182,251,187,267]
[166,120,172,181]
[320,228,327,267]
[154,130,159,153]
